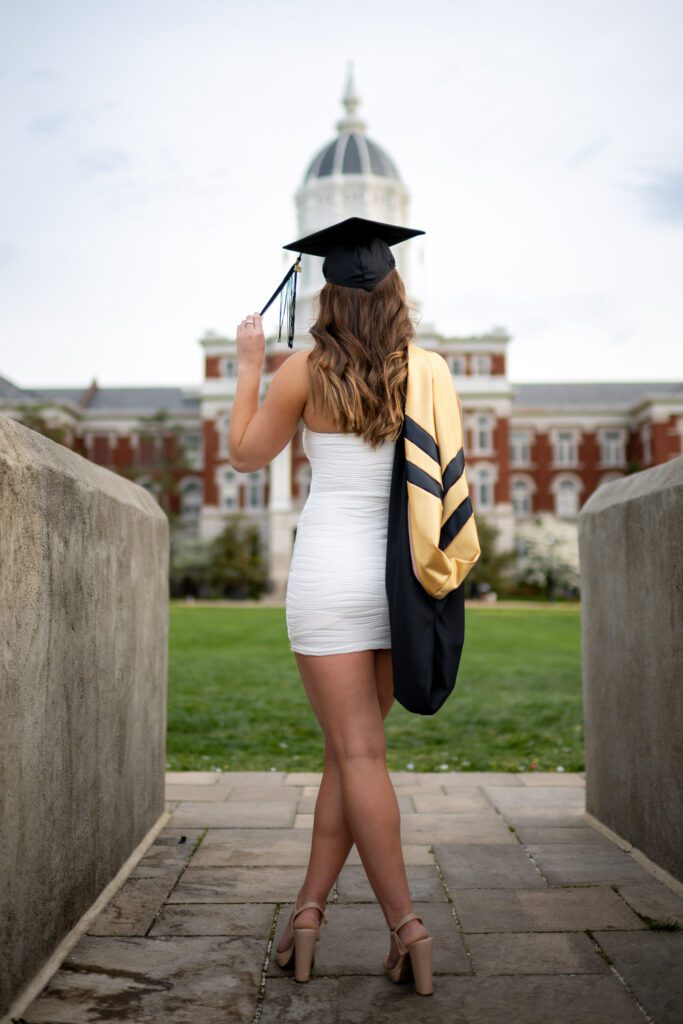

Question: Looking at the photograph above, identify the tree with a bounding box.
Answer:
[206,513,268,599]
[464,514,516,598]
[513,514,580,599]
[13,403,71,447]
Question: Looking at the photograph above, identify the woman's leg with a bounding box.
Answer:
[277,647,428,963]
[277,648,394,952]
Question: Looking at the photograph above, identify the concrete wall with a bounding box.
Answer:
[0,416,169,1015]
[578,455,683,883]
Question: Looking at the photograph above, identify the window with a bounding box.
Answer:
[246,470,265,509]
[472,354,491,376]
[221,357,238,378]
[137,476,160,501]
[599,429,625,467]
[641,424,652,465]
[472,414,494,454]
[449,355,465,375]
[215,412,229,458]
[181,432,203,470]
[554,430,578,467]
[222,468,238,509]
[180,479,202,522]
[470,465,495,510]
[510,430,531,467]
[554,477,580,518]
[511,477,532,516]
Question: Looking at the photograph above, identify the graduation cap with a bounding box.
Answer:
[260,216,425,348]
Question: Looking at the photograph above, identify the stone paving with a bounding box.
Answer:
[20,770,683,1023]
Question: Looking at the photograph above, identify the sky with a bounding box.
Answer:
[1,0,682,389]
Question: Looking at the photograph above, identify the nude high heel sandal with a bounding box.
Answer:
[275,900,328,983]
[383,911,434,996]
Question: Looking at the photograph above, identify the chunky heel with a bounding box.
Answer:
[275,899,328,981]
[383,911,434,996]
[293,927,318,982]
[408,935,434,996]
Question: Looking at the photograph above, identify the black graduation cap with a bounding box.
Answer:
[260,216,425,348]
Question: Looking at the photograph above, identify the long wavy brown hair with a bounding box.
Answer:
[307,268,418,449]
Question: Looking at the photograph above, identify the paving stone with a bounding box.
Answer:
[482,785,586,811]
[467,931,609,974]
[150,902,274,937]
[164,784,234,801]
[435,843,546,889]
[517,772,586,786]
[193,828,313,867]
[302,784,320,795]
[129,829,204,878]
[336,974,645,1023]
[502,811,590,828]
[23,935,264,1023]
[284,772,322,785]
[523,843,653,885]
[168,865,313,903]
[87,878,174,936]
[514,825,617,846]
[268,902,469,977]
[390,771,436,785]
[227,784,302,802]
[616,880,683,926]
[169,799,297,828]
[336,865,447,903]
[400,813,519,844]
[294,813,314,828]
[432,772,524,787]
[165,771,221,785]
[392,784,446,796]
[220,770,287,784]
[260,976,338,1023]
[453,886,646,932]
[594,930,683,1024]
[412,791,493,813]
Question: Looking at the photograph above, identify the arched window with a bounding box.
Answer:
[137,475,160,501]
[472,414,493,454]
[221,468,239,509]
[470,464,496,511]
[553,476,580,518]
[180,478,202,522]
[246,470,265,509]
[511,477,533,517]
[215,411,229,458]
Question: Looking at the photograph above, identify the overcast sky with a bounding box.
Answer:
[1,0,682,389]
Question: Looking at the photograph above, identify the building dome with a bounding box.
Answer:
[304,133,401,182]
[302,66,402,183]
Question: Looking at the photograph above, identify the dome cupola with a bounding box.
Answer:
[303,70,402,182]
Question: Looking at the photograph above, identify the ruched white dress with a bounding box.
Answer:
[285,425,397,655]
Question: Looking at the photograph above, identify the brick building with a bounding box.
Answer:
[2,68,681,595]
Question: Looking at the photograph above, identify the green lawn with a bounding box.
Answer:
[167,603,584,774]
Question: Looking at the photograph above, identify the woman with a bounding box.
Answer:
[229,239,434,996]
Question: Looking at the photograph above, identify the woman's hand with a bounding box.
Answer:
[236,312,265,372]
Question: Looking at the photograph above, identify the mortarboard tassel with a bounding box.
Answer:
[260,255,302,348]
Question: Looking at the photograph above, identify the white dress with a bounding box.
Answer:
[285,425,397,655]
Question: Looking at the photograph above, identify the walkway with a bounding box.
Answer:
[21,771,683,1023]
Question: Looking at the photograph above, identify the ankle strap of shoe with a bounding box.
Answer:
[293,900,328,923]
[390,911,422,933]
